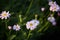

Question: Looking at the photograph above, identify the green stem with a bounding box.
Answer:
[26,30,31,40]
[7,30,11,40]
[5,19,7,29]
[9,30,11,36]
[38,11,55,33]
[43,24,50,32]
[38,22,49,32]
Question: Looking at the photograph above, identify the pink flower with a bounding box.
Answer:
[49,1,60,12]
[50,4,59,12]
[49,1,57,6]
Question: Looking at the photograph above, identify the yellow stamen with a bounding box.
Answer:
[30,23,33,26]
[2,13,7,17]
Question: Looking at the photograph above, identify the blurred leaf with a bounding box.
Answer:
[8,35,16,40]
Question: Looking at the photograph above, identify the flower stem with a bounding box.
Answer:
[5,19,7,29]
[38,22,49,32]
[9,30,11,36]
[26,30,31,40]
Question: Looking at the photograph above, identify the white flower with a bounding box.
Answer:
[48,16,55,23]
[30,20,39,26]
[26,20,39,30]
[52,22,56,26]
[41,7,45,11]
[48,15,56,26]
[0,11,11,19]
[8,26,12,30]
[13,24,21,31]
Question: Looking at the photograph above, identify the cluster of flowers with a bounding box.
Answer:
[0,11,39,31]
[0,0,60,31]
[41,0,60,26]
[8,19,39,31]
[8,24,21,31]
[47,1,60,25]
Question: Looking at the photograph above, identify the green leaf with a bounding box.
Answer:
[8,35,16,40]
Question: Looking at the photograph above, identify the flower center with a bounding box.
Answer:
[54,7,56,10]
[30,23,33,26]
[16,26,19,29]
[2,13,7,17]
